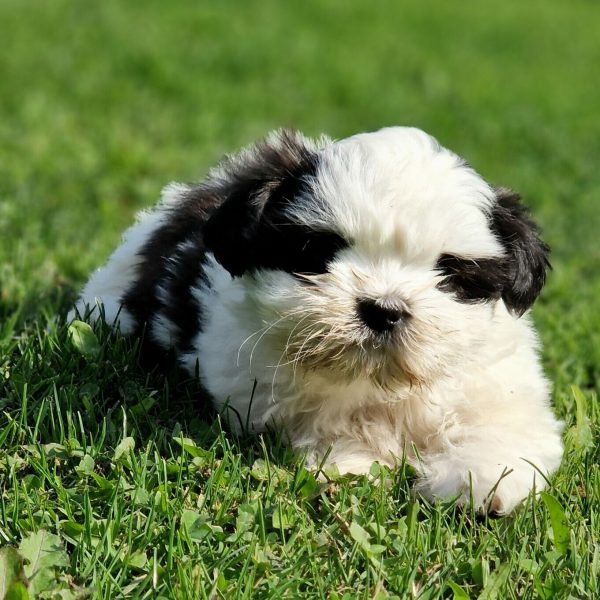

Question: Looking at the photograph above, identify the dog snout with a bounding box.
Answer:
[356,298,409,333]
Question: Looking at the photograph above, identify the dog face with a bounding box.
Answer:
[203,128,549,389]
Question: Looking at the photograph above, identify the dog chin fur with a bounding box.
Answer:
[71,126,564,514]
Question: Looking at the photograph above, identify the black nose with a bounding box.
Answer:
[356,299,407,333]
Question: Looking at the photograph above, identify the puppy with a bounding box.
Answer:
[71,127,563,514]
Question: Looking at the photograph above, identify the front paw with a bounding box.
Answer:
[414,457,546,514]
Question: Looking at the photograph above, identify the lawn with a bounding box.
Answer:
[1,0,599,598]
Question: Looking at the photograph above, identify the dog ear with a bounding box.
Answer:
[202,130,320,276]
[492,188,550,316]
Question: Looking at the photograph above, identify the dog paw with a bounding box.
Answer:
[414,457,545,514]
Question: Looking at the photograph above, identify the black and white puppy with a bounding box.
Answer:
[71,127,563,513]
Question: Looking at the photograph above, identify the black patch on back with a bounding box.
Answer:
[121,189,220,358]
[158,234,209,351]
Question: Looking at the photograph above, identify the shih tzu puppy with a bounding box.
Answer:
[71,127,563,514]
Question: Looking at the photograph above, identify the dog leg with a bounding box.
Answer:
[413,422,563,514]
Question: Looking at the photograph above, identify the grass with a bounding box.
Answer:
[0,0,599,597]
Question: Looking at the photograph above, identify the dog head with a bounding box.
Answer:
[203,127,549,389]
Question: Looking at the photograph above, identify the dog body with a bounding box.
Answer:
[72,127,563,513]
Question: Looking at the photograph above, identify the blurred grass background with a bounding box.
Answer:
[1,0,599,597]
[1,0,599,389]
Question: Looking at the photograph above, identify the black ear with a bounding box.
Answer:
[202,130,320,276]
[491,188,550,316]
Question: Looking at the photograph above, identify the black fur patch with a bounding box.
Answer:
[121,190,220,331]
[244,201,348,277]
[156,234,209,351]
[203,129,348,277]
[436,188,550,316]
[120,191,220,359]
[436,254,507,303]
[491,188,550,316]
[121,130,347,365]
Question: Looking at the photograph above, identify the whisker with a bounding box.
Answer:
[246,308,308,369]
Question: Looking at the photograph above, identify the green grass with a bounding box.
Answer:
[1,0,599,597]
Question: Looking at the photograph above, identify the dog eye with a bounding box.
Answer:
[250,221,348,277]
[287,230,348,276]
[436,253,506,302]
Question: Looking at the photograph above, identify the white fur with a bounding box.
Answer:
[72,127,563,514]
[68,183,193,330]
